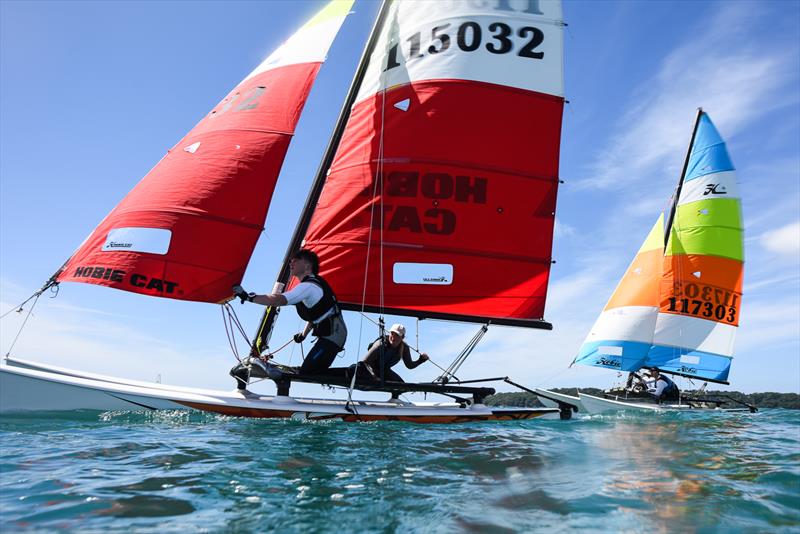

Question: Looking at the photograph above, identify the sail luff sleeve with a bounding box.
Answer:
[664,108,703,246]
[55,0,354,304]
[297,0,566,327]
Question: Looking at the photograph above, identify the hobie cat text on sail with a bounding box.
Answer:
[369,171,487,235]
[71,266,179,294]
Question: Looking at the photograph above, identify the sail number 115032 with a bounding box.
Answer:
[385,21,545,71]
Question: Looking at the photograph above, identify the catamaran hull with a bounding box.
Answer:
[534,388,585,412]
[0,360,560,423]
[578,392,752,414]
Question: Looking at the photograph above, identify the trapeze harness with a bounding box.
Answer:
[295,274,346,349]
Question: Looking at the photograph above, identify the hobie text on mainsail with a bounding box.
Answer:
[368,171,488,236]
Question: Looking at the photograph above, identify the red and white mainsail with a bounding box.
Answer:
[56,1,353,303]
[300,0,565,327]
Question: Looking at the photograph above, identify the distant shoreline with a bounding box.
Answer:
[486,388,800,409]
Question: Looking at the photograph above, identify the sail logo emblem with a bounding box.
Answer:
[703,183,727,195]
[678,365,697,374]
[102,227,171,255]
[596,357,621,368]
[394,263,453,285]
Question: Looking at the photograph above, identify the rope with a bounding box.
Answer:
[221,304,243,363]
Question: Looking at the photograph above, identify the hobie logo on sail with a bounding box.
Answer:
[596,357,621,368]
[703,183,727,195]
[102,227,172,255]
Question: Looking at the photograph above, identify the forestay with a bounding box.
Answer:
[574,111,743,383]
[299,0,565,328]
[55,1,353,303]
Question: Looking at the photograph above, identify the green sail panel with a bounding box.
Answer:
[667,198,743,261]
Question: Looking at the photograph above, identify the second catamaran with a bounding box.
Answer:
[539,109,754,414]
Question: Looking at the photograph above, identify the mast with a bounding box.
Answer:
[252,0,393,354]
[664,107,703,245]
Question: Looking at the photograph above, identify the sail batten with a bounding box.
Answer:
[55,1,354,303]
[575,111,743,383]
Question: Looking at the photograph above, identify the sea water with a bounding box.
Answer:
[1,410,798,533]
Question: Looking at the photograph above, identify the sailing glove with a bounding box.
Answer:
[293,332,306,343]
[232,284,255,304]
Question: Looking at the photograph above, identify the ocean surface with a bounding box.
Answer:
[1,409,798,533]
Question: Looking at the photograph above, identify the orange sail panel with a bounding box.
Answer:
[301,1,565,327]
[56,1,353,303]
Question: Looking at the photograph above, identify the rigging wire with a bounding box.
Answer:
[0,281,58,321]
[3,291,43,358]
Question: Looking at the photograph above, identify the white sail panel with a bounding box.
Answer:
[652,313,737,357]
[354,0,565,102]
[245,0,354,80]
[584,306,659,345]
[676,170,739,206]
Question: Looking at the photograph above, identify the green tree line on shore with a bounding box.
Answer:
[485,388,800,409]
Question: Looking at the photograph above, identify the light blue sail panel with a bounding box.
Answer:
[645,344,732,383]
[574,340,650,372]
[684,113,735,182]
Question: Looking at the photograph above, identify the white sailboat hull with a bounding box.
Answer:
[578,392,752,414]
[534,388,585,412]
[0,359,561,423]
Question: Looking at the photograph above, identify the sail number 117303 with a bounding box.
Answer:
[385,21,545,71]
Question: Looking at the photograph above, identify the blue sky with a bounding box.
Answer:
[1,0,798,396]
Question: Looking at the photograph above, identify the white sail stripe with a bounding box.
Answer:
[678,171,739,206]
[584,306,659,345]
[653,313,737,356]
[244,10,350,81]
[356,0,564,102]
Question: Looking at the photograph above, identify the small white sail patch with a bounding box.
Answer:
[394,99,410,111]
[393,263,452,285]
[598,345,623,356]
[102,227,172,255]
[184,142,201,154]
[680,355,701,364]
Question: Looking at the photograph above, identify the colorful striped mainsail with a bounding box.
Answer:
[574,111,743,383]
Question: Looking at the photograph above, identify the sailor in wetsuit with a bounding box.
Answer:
[233,249,347,374]
[645,368,680,401]
[359,323,429,399]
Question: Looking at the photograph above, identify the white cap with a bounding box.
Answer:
[389,323,406,338]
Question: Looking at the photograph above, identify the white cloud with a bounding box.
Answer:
[578,2,796,191]
[760,221,800,259]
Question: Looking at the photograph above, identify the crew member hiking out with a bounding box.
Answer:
[233,249,347,375]
[356,323,429,401]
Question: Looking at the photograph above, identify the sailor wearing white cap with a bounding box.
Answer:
[361,323,429,400]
